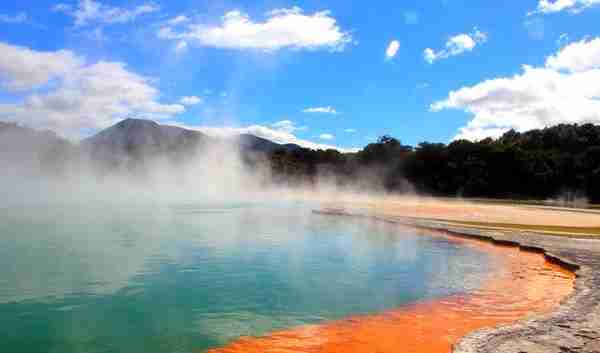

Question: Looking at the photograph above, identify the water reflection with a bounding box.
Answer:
[0,202,491,353]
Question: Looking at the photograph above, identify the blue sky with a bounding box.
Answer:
[1,0,600,150]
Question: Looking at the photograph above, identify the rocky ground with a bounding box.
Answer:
[316,208,600,353]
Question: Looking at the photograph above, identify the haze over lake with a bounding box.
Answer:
[0,202,490,353]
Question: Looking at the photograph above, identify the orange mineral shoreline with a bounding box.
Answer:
[204,229,575,353]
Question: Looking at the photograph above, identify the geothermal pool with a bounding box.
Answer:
[0,202,573,353]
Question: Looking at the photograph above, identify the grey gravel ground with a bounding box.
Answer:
[315,209,600,353]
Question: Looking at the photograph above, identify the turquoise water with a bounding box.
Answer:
[0,202,490,353]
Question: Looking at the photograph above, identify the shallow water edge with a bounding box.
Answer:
[204,209,577,353]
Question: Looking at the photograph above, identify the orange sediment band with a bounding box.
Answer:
[203,233,575,353]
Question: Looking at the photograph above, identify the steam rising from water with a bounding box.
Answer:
[0,123,401,207]
[0,122,583,353]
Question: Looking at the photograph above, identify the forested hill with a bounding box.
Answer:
[268,124,600,203]
[1,120,599,202]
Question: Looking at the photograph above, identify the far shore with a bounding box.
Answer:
[316,196,600,238]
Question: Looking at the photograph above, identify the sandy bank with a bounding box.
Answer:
[329,197,600,227]
[318,196,600,237]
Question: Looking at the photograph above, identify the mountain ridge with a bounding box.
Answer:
[1,118,306,173]
[83,118,301,153]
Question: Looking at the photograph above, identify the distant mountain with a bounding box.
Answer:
[82,118,302,170]
[84,119,207,149]
[0,118,308,176]
[0,121,65,147]
[0,122,74,175]
[83,119,213,167]
[236,134,301,153]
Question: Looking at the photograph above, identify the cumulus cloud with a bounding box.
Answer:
[546,37,600,72]
[532,0,600,14]
[0,42,85,91]
[179,96,202,106]
[319,133,334,140]
[53,0,159,26]
[156,7,351,52]
[385,40,400,60]
[344,128,357,133]
[431,38,600,141]
[302,106,339,114]
[0,12,28,24]
[424,28,487,64]
[0,41,184,136]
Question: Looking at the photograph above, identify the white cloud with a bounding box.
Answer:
[302,106,339,114]
[385,40,400,60]
[0,42,85,91]
[532,0,600,14]
[167,15,189,26]
[344,128,357,133]
[179,96,202,106]
[319,133,334,140]
[431,37,600,141]
[157,7,351,52]
[0,41,184,136]
[270,120,306,133]
[546,37,600,72]
[0,12,27,24]
[424,28,487,64]
[53,0,159,26]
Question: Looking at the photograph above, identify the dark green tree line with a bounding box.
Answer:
[267,124,600,203]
